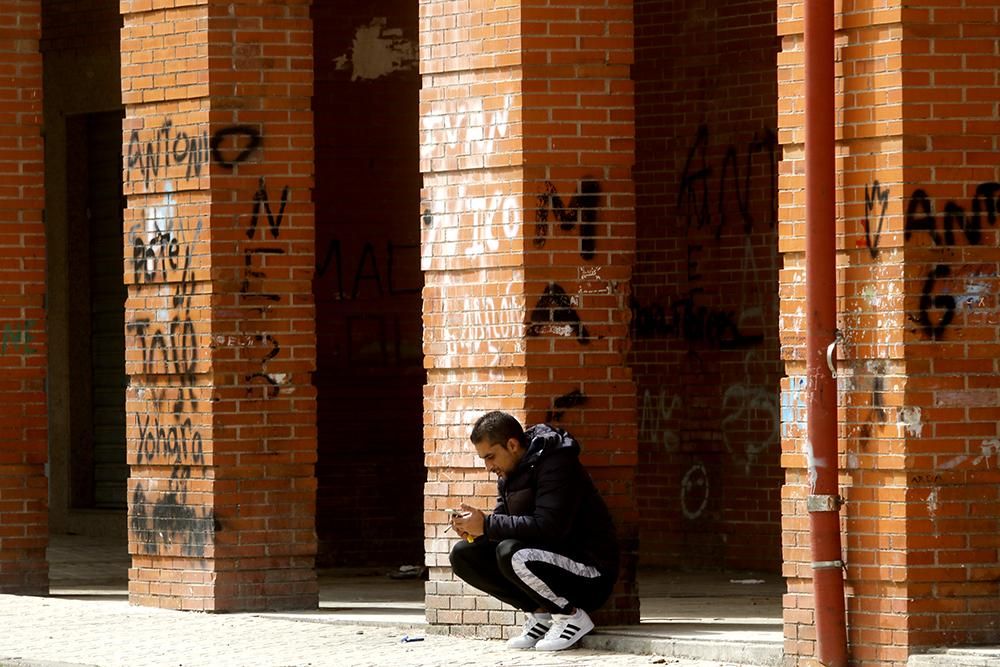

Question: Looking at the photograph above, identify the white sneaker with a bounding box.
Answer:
[506,612,552,649]
[534,608,594,651]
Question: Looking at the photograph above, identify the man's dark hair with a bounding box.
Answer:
[470,411,525,446]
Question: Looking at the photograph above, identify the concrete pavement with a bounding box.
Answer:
[0,592,750,667]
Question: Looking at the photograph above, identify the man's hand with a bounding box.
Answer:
[452,503,486,540]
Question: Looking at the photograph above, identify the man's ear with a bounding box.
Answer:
[506,436,522,453]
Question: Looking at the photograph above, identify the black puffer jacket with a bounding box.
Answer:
[482,424,619,575]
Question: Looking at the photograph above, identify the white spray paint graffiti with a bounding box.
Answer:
[420,94,512,161]
[334,18,416,81]
[721,349,780,472]
[422,188,521,267]
[438,273,526,366]
[465,194,521,257]
[721,383,779,472]
[940,438,1000,471]
[681,462,709,520]
[639,388,681,452]
[927,487,939,517]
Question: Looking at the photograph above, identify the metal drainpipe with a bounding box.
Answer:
[804,0,848,665]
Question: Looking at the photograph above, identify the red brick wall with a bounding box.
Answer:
[780,0,1000,663]
[311,0,424,567]
[521,0,639,622]
[895,1,1000,654]
[420,0,639,635]
[0,0,48,595]
[632,0,782,572]
[122,0,318,612]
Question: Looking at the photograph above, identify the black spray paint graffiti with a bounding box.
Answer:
[546,389,588,423]
[863,180,889,259]
[127,241,199,413]
[244,334,282,399]
[902,182,1000,340]
[629,294,763,348]
[534,180,601,260]
[2,320,36,356]
[678,125,778,239]
[239,176,288,398]
[135,413,205,465]
[127,122,262,187]
[131,469,215,558]
[917,264,956,341]
[905,182,1000,248]
[315,240,422,300]
[211,125,262,168]
[133,230,180,284]
[527,283,590,343]
[246,176,288,239]
[240,177,288,303]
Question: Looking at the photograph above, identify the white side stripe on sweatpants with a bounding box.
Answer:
[510,548,601,609]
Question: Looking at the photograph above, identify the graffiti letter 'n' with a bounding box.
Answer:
[247,177,289,239]
[863,181,889,258]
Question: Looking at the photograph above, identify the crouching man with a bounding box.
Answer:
[449,411,619,651]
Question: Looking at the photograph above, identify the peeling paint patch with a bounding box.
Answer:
[980,439,1000,468]
[334,18,416,81]
[935,390,996,407]
[804,439,826,492]
[899,406,923,437]
[927,487,939,516]
[781,375,807,438]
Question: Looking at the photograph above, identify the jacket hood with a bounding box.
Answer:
[520,423,580,467]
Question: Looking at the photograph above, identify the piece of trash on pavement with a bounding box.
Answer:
[390,564,428,580]
[401,635,425,643]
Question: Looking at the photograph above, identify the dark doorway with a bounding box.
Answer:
[65,111,128,510]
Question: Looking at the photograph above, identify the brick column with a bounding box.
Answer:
[420,0,638,637]
[122,0,317,611]
[780,1,1000,663]
[0,0,48,595]
[894,1,1000,654]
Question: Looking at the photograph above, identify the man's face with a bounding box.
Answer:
[474,437,524,479]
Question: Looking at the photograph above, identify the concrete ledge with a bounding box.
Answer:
[908,648,1000,666]
[581,631,783,665]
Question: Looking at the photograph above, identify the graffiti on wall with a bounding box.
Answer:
[681,461,709,520]
[131,467,215,558]
[317,239,422,300]
[677,125,778,239]
[534,179,601,260]
[127,122,261,187]
[862,180,890,260]
[639,387,682,452]
[1,320,37,356]
[636,125,781,502]
[421,189,521,265]
[127,122,285,558]
[546,389,588,423]
[902,182,1000,340]
[527,283,591,343]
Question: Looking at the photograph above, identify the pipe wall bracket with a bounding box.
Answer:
[807,494,844,512]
